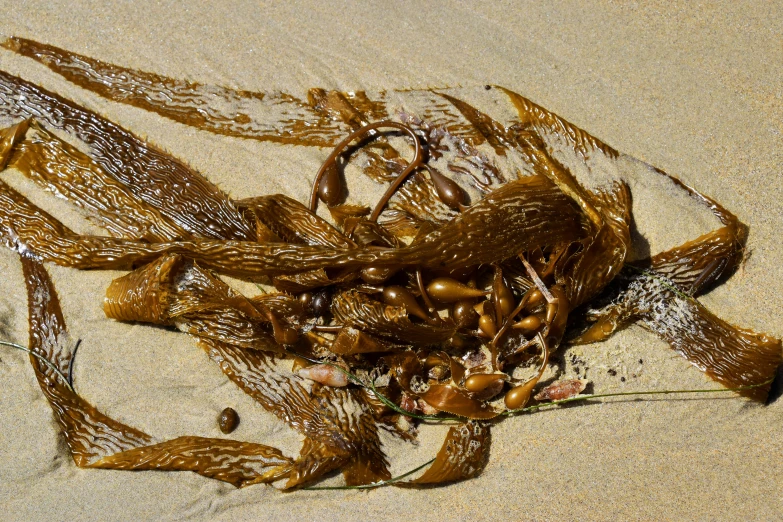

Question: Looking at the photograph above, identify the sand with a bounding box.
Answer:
[0,2,781,520]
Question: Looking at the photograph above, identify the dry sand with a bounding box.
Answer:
[0,2,781,520]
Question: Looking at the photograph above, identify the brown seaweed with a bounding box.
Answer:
[1,37,781,491]
[20,252,294,487]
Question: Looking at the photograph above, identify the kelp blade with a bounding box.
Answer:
[0,68,254,241]
[21,252,294,487]
[399,422,490,486]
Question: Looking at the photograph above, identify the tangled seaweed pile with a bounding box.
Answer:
[0,37,780,489]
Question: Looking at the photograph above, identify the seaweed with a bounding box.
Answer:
[0,38,780,490]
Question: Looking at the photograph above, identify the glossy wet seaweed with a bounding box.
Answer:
[0,37,780,489]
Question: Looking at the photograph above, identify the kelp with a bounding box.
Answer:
[0,69,254,241]
[331,289,456,345]
[1,38,781,490]
[1,37,347,148]
[20,252,293,487]
[8,120,188,241]
[400,422,489,486]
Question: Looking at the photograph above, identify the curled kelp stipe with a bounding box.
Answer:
[1,37,780,491]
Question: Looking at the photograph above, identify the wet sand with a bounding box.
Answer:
[0,2,781,520]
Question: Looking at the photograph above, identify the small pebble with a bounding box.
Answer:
[218,407,240,434]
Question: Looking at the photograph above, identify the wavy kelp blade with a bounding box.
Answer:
[102,254,185,323]
[437,92,513,156]
[644,173,746,296]
[238,194,356,248]
[498,85,620,160]
[2,37,346,147]
[198,337,391,484]
[90,436,292,488]
[332,289,455,345]
[0,172,585,278]
[104,254,286,351]
[574,262,781,402]
[635,279,781,401]
[0,69,254,241]
[0,118,29,168]
[399,422,489,486]
[21,252,154,464]
[402,174,585,270]
[554,181,633,308]
[283,438,349,490]
[2,37,488,155]
[272,268,359,294]
[386,170,459,226]
[21,252,294,486]
[308,88,388,131]
[9,121,188,241]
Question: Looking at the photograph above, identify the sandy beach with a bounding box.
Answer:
[0,2,781,520]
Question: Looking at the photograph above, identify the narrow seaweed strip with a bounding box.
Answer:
[0,340,75,393]
[503,378,776,416]
[303,457,437,490]
[67,338,81,388]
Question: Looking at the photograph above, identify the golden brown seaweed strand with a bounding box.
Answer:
[0,119,29,168]
[399,90,490,146]
[633,270,779,401]
[436,92,513,156]
[646,167,746,295]
[104,254,299,350]
[3,37,346,147]
[8,121,190,241]
[398,421,489,486]
[308,88,388,131]
[498,85,620,160]
[418,384,500,419]
[2,36,474,153]
[198,337,391,484]
[401,175,586,270]
[284,438,349,489]
[22,251,154,464]
[331,289,455,345]
[238,194,356,248]
[91,436,292,487]
[0,173,585,278]
[21,252,295,486]
[555,181,633,308]
[650,226,745,297]
[0,69,254,241]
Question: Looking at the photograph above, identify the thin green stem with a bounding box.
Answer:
[288,348,774,422]
[503,378,774,416]
[366,378,463,423]
[303,457,436,490]
[0,340,75,393]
